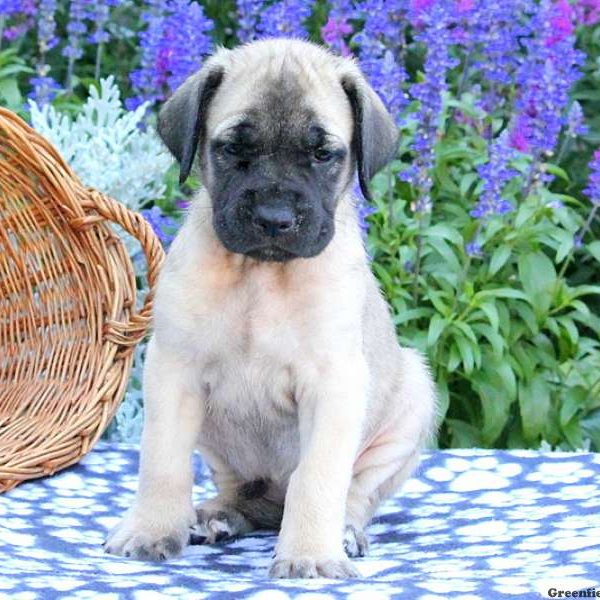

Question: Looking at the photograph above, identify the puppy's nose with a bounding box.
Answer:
[252,205,296,237]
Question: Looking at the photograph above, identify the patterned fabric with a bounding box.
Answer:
[1,444,599,599]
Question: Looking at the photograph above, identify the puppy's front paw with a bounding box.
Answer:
[104,508,194,561]
[269,556,360,579]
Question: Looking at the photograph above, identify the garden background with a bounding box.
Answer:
[1,0,600,451]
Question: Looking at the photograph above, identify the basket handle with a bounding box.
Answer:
[71,190,166,346]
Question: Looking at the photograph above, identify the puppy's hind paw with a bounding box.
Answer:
[344,524,369,558]
[269,557,360,579]
[190,506,253,545]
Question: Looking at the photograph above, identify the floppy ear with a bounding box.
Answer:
[157,65,225,185]
[341,75,399,202]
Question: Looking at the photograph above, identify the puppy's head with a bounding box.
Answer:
[158,39,398,262]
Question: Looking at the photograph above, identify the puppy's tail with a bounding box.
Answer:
[236,479,283,530]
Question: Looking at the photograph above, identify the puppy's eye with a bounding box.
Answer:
[313,148,334,162]
[223,143,244,156]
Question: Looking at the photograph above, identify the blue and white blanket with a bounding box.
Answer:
[1,444,599,599]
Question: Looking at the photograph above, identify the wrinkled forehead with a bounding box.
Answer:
[207,54,353,144]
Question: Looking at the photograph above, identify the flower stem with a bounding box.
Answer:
[557,204,599,282]
[66,55,76,93]
[95,42,103,81]
[387,164,394,226]
[555,135,572,166]
[412,209,430,304]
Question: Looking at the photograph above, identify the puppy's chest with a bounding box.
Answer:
[199,346,300,482]
[194,278,304,479]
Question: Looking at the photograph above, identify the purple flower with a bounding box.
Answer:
[29,0,61,104]
[237,0,263,42]
[408,0,436,24]
[63,0,92,61]
[352,1,409,122]
[175,198,190,211]
[88,1,121,45]
[465,240,483,257]
[142,206,179,246]
[36,0,58,53]
[321,16,353,56]
[471,132,517,219]
[583,149,600,207]
[363,49,408,123]
[457,0,475,10]
[328,0,355,18]
[257,0,313,39]
[351,180,376,233]
[28,75,62,104]
[128,0,214,109]
[566,101,588,137]
[508,0,584,159]
[357,199,377,233]
[406,1,458,211]
[546,0,575,46]
[0,0,22,16]
[575,0,600,25]
[455,0,534,113]
[1,0,35,42]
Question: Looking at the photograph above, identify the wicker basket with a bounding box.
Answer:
[0,107,165,492]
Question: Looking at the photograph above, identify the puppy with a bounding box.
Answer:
[105,39,436,579]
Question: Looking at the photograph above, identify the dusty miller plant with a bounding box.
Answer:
[29,76,173,442]
[28,75,172,212]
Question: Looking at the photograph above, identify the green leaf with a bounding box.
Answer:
[428,290,453,316]
[571,285,600,298]
[554,229,574,264]
[489,245,512,276]
[469,360,516,445]
[426,238,462,272]
[435,378,450,424]
[588,241,600,264]
[421,224,464,246]
[541,163,569,182]
[571,300,591,318]
[479,302,500,331]
[372,262,394,290]
[518,252,557,317]
[474,288,530,302]
[0,77,21,107]
[581,408,600,451]
[518,376,551,441]
[513,301,539,336]
[447,342,462,372]
[511,343,538,380]
[455,334,475,374]
[446,419,482,447]
[473,323,505,358]
[393,307,433,326]
[556,315,580,347]
[452,320,478,343]
[560,386,587,427]
[427,314,447,347]
[562,418,584,450]
[459,172,479,198]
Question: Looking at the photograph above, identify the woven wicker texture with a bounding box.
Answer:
[0,108,165,492]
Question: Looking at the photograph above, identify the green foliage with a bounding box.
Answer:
[0,48,32,114]
[2,2,598,449]
[367,120,600,451]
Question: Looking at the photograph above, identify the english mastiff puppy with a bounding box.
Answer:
[105,38,436,579]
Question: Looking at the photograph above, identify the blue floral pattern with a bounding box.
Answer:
[1,444,599,598]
